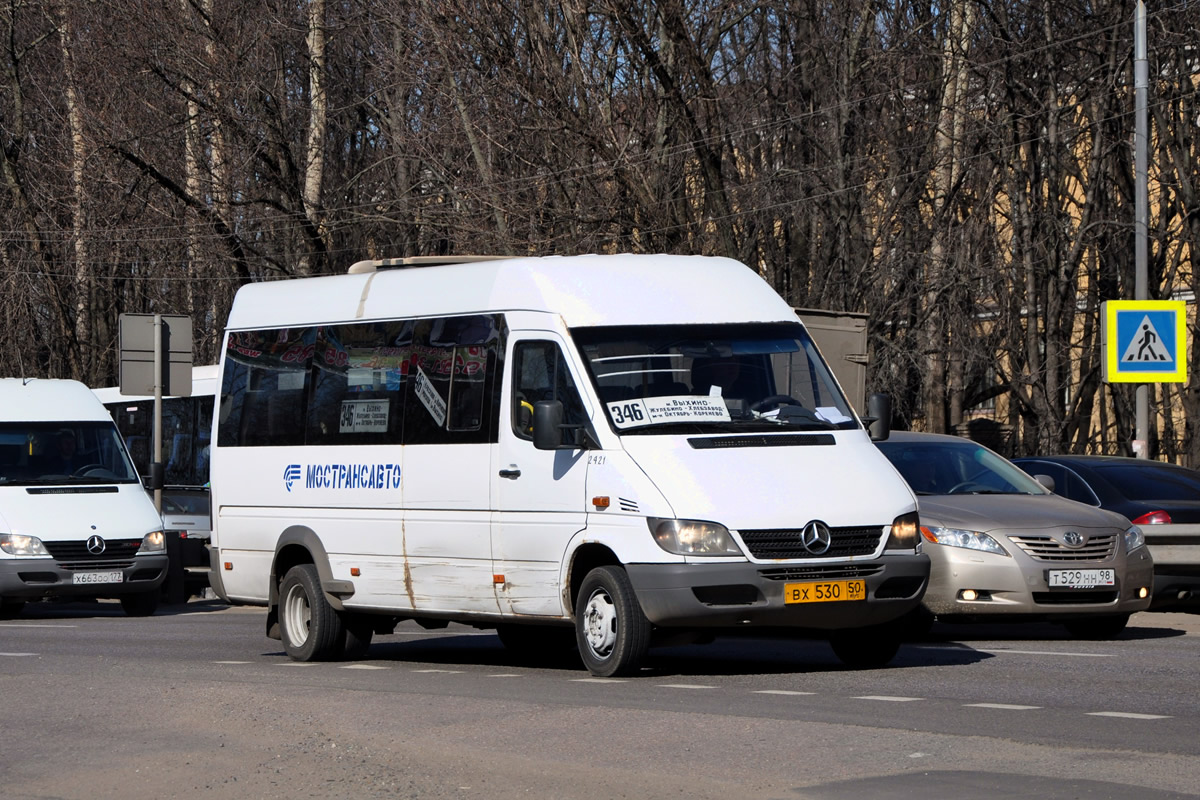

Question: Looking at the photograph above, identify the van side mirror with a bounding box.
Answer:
[866,393,891,441]
[533,401,564,450]
[146,461,165,491]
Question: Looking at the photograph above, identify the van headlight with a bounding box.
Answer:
[0,533,51,557]
[921,525,1009,556]
[885,511,920,551]
[1124,526,1145,553]
[648,518,742,556]
[138,531,166,554]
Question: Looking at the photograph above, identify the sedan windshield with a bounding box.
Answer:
[0,422,141,486]
[573,322,858,434]
[878,438,1047,496]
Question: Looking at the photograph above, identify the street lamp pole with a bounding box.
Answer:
[1134,0,1149,459]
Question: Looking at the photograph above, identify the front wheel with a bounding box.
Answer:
[119,591,159,617]
[575,566,652,677]
[279,564,346,661]
[1063,613,1130,640]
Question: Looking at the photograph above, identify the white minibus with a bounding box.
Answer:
[0,378,168,617]
[210,254,929,675]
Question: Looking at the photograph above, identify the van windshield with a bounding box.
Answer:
[0,422,141,486]
[573,322,858,434]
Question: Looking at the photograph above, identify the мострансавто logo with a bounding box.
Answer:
[284,462,401,492]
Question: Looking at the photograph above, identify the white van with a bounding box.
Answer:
[0,379,168,617]
[210,254,929,675]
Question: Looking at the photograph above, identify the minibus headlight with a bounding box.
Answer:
[0,533,51,557]
[1124,526,1145,553]
[648,518,742,556]
[885,512,920,551]
[138,531,166,554]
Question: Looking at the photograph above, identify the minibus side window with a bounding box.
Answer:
[403,315,502,446]
[305,320,410,446]
[511,341,586,444]
[218,328,313,447]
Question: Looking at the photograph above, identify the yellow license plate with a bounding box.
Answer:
[784,579,866,604]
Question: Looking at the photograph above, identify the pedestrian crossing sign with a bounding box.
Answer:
[1101,300,1188,383]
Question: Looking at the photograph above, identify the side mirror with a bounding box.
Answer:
[533,401,564,451]
[146,461,165,491]
[867,393,891,441]
[1034,474,1056,493]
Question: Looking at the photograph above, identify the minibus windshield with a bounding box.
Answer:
[574,322,859,434]
[0,422,141,486]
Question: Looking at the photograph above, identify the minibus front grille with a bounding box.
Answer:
[739,527,882,559]
[758,564,884,581]
[44,539,143,563]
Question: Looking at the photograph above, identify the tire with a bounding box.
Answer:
[829,624,902,669]
[0,598,25,619]
[340,613,375,660]
[119,591,159,617]
[1064,613,1130,640]
[279,564,346,661]
[575,566,652,677]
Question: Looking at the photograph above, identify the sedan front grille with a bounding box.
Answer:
[1008,533,1116,562]
[739,526,882,559]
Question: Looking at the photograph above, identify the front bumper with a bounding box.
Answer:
[625,552,929,630]
[921,543,1154,619]
[0,554,168,599]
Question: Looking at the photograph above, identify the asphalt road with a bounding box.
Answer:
[2,600,1198,800]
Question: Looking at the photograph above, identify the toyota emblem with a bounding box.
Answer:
[801,521,833,555]
[86,535,106,555]
[1062,531,1084,548]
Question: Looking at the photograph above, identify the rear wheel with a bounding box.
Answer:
[279,564,345,661]
[0,597,25,619]
[1063,613,1130,640]
[829,624,902,669]
[119,591,159,617]
[575,566,652,677]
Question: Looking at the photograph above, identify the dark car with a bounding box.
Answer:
[1013,455,1200,611]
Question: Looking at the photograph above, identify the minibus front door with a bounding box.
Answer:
[492,336,591,616]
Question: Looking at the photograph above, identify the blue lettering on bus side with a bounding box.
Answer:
[300,463,401,490]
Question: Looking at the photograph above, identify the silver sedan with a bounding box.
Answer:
[875,432,1153,639]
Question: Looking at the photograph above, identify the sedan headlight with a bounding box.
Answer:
[137,530,166,554]
[648,518,742,556]
[0,532,51,557]
[921,525,1009,556]
[1124,526,1145,553]
[885,511,920,551]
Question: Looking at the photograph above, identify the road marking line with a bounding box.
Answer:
[341,664,389,670]
[1087,711,1171,720]
[853,695,922,702]
[278,662,317,667]
[658,683,717,690]
[412,668,463,674]
[975,648,1114,658]
[754,690,816,696]
[213,660,251,664]
[0,624,77,628]
[570,678,627,683]
[966,703,1042,710]
[0,652,37,657]
[488,673,523,678]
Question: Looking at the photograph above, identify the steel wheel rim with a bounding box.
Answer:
[582,587,617,658]
[283,582,312,647]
